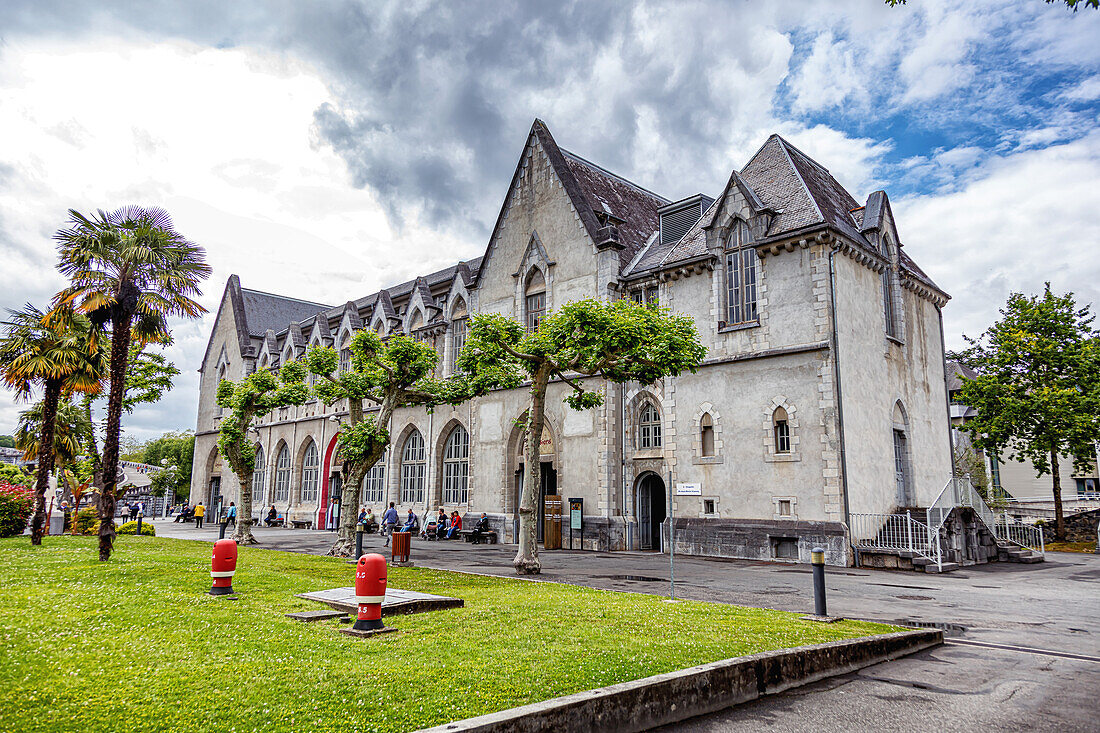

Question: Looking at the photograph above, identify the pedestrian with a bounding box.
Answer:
[226,502,237,526]
[381,502,399,546]
[194,502,205,529]
[129,503,139,521]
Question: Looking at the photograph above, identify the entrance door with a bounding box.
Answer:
[208,477,221,519]
[893,429,912,506]
[635,474,666,551]
[516,463,558,543]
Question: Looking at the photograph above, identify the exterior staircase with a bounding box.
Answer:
[850,480,1045,573]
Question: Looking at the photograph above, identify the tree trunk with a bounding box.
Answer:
[98,313,132,561]
[29,380,61,545]
[515,365,551,575]
[330,397,389,557]
[1051,448,1065,542]
[231,466,257,545]
[81,396,105,495]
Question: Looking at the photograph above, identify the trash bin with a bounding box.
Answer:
[391,531,410,563]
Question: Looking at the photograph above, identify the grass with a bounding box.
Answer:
[1045,540,1097,553]
[1,536,898,733]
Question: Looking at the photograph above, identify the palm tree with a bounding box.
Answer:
[52,206,210,561]
[0,305,104,544]
[16,397,94,504]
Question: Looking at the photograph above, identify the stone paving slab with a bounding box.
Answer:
[285,609,347,622]
[297,587,464,616]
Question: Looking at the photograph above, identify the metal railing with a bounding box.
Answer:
[928,478,1044,557]
[850,511,942,570]
[994,511,1045,554]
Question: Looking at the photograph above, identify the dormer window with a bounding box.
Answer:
[725,220,758,326]
[525,269,546,332]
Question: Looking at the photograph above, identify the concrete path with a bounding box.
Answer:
[154,520,1100,731]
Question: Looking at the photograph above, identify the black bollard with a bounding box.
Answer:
[136,514,142,536]
[219,521,227,540]
[811,546,827,617]
[355,523,364,560]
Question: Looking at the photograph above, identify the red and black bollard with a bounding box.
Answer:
[210,539,238,596]
[353,553,387,631]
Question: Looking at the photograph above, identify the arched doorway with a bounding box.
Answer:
[513,424,557,544]
[635,473,666,551]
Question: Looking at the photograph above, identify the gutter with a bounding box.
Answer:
[827,245,853,549]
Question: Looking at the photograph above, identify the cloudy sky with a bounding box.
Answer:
[0,0,1097,441]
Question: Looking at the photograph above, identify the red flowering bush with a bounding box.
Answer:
[0,482,34,538]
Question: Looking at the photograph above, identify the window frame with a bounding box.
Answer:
[442,426,470,504]
[725,221,758,326]
[252,446,266,502]
[274,445,291,502]
[773,408,791,454]
[361,454,386,505]
[450,317,467,372]
[300,441,319,503]
[638,402,662,450]
[400,430,426,505]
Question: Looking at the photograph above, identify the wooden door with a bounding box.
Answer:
[544,494,562,550]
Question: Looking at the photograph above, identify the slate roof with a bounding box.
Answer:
[559,149,669,270]
[946,360,978,392]
[239,288,332,338]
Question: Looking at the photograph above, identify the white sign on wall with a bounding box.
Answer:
[676,483,702,496]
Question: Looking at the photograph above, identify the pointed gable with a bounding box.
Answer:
[475,119,668,283]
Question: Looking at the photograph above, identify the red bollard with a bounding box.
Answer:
[210,539,238,596]
[353,553,387,631]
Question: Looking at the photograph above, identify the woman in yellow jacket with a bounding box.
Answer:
[194,502,205,529]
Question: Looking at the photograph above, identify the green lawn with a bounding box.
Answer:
[0,536,897,732]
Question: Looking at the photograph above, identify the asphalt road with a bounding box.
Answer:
[155,520,1100,731]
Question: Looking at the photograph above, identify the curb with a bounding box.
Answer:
[416,628,941,733]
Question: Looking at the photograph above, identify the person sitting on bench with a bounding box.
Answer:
[174,503,190,523]
[446,511,462,539]
[264,505,278,527]
[400,508,419,535]
[471,513,490,544]
[434,508,449,539]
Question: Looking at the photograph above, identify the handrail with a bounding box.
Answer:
[850,512,941,570]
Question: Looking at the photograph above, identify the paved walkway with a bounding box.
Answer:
[154,520,1100,731]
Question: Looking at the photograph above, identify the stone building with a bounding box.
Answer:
[191,119,954,565]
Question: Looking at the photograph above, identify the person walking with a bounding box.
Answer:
[381,502,399,546]
[129,503,139,522]
[226,502,237,526]
[194,502,205,529]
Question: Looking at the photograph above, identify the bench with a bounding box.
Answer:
[290,519,313,530]
[458,529,498,545]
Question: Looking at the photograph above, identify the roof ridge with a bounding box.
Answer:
[559,148,670,204]
[774,137,825,224]
[771,134,831,176]
[239,287,333,308]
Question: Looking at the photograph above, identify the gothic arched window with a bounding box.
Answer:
[638,402,662,449]
[300,441,319,502]
[442,425,470,504]
[400,430,426,504]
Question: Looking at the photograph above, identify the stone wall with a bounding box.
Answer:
[669,517,849,566]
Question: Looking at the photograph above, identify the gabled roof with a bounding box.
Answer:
[239,286,332,339]
[946,360,978,392]
[558,147,669,270]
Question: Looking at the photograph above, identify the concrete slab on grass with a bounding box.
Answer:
[297,587,463,616]
[285,609,347,622]
[414,628,941,733]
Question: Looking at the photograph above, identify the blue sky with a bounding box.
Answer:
[0,0,1097,440]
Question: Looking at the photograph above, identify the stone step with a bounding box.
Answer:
[921,561,960,573]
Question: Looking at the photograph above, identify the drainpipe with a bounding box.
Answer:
[425,409,433,518]
[621,381,629,550]
[827,244,853,548]
[938,307,957,486]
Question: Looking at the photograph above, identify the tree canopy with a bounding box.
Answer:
[951,286,1100,539]
[460,297,706,573]
[304,329,469,555]
[215,360,310,544]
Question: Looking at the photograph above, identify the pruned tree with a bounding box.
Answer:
[215,360,310,545]
[305,330,469,557]
[951,285,1100,540]
[460,298,706,574]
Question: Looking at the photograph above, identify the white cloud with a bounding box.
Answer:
[895,132,1100,351]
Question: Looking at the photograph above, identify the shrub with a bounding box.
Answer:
[74,507,99,536]
[0,482,33,537]
[0,464,32,488]
[117,520,155,537]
